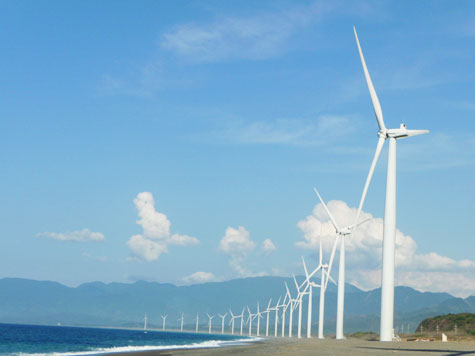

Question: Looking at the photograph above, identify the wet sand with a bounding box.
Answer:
[111,338,475,356]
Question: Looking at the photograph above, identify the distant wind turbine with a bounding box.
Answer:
[161,315,167,331]
[314,187,369,339]
[218,312,227,334]
[207,313,214,334]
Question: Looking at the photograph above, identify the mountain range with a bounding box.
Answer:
[0,277,473,334]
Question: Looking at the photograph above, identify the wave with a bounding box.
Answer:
[15,337,259,356]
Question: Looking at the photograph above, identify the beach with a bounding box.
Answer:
[112,338,475,356]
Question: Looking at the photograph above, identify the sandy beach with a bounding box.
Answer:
[111,338,475,356]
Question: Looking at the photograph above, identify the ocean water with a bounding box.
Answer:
[0,323,254,356]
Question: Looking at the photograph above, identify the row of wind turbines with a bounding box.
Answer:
[145,27,428,342]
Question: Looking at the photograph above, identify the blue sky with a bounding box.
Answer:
[1,0,474,297]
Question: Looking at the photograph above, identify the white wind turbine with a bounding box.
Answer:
[301,257,320,338]
[218,312,227,334]
[229,309,236,334]
[280,291,290,337]
[314,187,370,339]
[255,302,264,336]
[195,313,199,333]
[207,313,214,334]
[143,314,147,333]
[161,315,167,331]
[353,27,429,341]
[301,236,338,339]
[178,313,184,332]
[246,306,256,336]
[264,298,272,337]
[292,274,309,339]
[285,282,299,337]
[239,308,245,335]
[270,297,281,337]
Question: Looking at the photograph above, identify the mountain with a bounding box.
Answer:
[0,277,473,333]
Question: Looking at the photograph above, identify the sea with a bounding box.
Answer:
[0,323,256,356]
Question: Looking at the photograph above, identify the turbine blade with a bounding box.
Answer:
[325,269,337,287]
[326,234,339,279]
[267,298,272,310]
[319,238,323,266]
[351,136,385,239]
[314,187,340,231]
[302,256,309,278]
[405,129,430,137]
[354,26,386,131]
[292,274,300,291]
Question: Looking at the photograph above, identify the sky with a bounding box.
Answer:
[1,0,474,298]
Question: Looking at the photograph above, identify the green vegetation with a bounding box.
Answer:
[349,331,379,341]
[417,313,475,334]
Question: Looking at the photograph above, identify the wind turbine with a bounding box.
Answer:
[353,27,429,341]
[264,298,272,337]
[229,309,237,334]
[239,308,245,335]
[207,313,214,334]
[270,297,281,337]
[178,313,184,332]
[301,257,320,338]
[143,314,147,333]
[285,282,298,337]
[292,274,309,339]
[314,187,370,339]
[255,302,264,336]
[218,312,227,334]
[161,315,167,331]
[246,306,256,336]
[195,313,199,333]
[281,290,290,337]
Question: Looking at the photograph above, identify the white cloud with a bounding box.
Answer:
[219,226,255,254]
[182,271,217,284]
[37,229,105,242]
[261,239,276,255]
[219,226,259,277]
[208,116,356,146]
[296,200,475,297]
[161,2,334,63]
[126,192,199,261]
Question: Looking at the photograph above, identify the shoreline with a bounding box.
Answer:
[105,337,475,356]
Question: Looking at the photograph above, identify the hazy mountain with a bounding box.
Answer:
[0,277,473,333]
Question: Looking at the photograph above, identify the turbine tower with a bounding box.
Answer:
[301,257,320,338]
[255,302,263,336]
[229,309,236,334]
[314,187,369,339]
[264,298,272,337]
[179,313,184,332]
[270,297,281,337]
[218,312,227,334]
[161,315,167,331]
[207,313,214,334]
[195,313,199,333]
[239,308,245,335]
[353,27,429,341]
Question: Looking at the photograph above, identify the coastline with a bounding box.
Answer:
[106,337,475,356]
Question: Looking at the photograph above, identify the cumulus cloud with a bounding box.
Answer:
[219,226,261,277]
[261,239,277,255]
[182,271,217,284]
[296,200,475,297]
[37,229,105,242]
[127,192,199,261]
